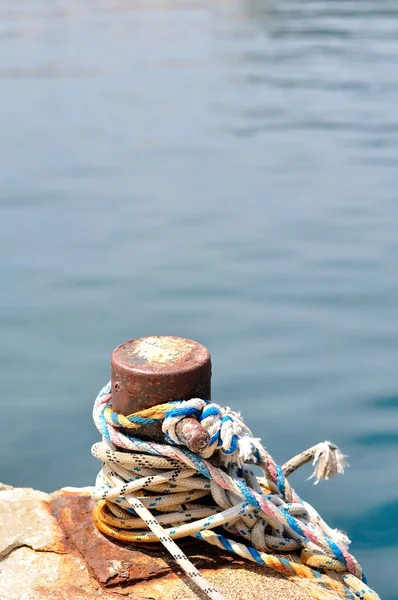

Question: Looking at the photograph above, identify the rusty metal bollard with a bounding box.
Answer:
[111,336,211,453]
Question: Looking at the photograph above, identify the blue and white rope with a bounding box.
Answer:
[92,382,379,600]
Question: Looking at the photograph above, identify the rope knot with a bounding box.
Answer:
[162,399,258,464]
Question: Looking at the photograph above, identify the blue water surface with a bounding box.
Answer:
[1,1,397,597]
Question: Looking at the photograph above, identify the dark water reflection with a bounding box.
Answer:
[1,1,398,597]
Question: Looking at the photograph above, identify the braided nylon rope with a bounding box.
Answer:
[92,382,379,600]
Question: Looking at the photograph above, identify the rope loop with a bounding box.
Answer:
[92,381,378,600]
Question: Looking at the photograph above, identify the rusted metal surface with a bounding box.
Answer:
[50,492,240,590]
[110,336,211,451]
[175,416,210,453]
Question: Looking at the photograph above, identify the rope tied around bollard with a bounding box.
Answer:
[91,382,379,600]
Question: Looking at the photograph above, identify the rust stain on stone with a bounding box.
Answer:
[1,487,312,600]
[38,499,70,554]
[49,492,242,591]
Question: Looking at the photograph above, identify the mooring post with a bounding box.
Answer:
[110,336,211,453]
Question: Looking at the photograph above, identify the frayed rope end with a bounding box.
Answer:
[309,441,348,485]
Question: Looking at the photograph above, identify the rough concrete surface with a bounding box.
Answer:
[0,484,311,600]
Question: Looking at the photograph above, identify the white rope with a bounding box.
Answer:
[91,383,378,600]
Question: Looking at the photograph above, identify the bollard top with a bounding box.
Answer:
[113,336,209,374]
[110,336,211,437]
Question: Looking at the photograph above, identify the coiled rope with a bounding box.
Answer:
[92,382,379,600]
